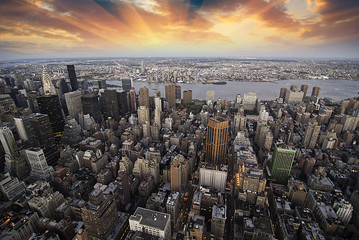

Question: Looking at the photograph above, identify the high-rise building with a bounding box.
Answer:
[206,90,215,105]
[24,148,54,181]
[41,65,56,94]
[170,155,189,192]
[0,172,25,201]
[165,84,176,108]
[122,78,133,92]
[279,88,287,99]
[154,97,162,111]
[37,95,65,140]
[211,205,226,240]
[81,93,102,123]
[101,89,120,120]
[311,87,320,98]
[129,207,171,240]
[129,87,137,113]
[64,90,82,121]
[118,169,131,205]
[270,144,296,182]
[139,86,149,108]
[243,92,257,110]
[301,84,309,98]
[205,117,229,165]
[154,108,161,129]
[285,89,304,103]
[303,122,321,149]
[175,84,181,100]
[199,164,228,192]
[138,106,150,126]
[166,192,180,228]
[82,189,118,239]
[28,113,55,147]
[67,65,78,91]
[117,90,129,115]
[183,89,192,104]
[0,94,16,114]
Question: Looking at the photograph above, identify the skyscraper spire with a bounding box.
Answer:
[42,65,56,94]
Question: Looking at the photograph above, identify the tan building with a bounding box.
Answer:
[139,86,149,108]
[165,84,176,108]
[206,117,229,165]
[183,89,192,104]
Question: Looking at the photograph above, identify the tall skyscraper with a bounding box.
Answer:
[139,86,149,108]
[279,88,287,99]
[129,87,137,113]
[37,95,65,140]
[64,90,82,121]
[175,84,181,100]
[41,65,56,94]
[206,90,215,105]
[117,90,129,115]
[183,89,192,104]
[303,122,321,149]
[205,117,229,165]
[81,93,102,123]
[67,65,78,91]
[165,84,176,108]
[270,144,296,182]
[101,90,120,120]
[311,86,320,98]
[122,78,133,92]
[301,84,309,97]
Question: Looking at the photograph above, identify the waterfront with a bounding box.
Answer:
[105,79,359,101]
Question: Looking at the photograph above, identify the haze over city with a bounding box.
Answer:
[1,0,359,59]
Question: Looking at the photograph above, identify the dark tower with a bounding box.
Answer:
[67,65,78,91]
[81,93,102,123]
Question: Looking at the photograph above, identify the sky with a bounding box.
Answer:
[0,0,358,59]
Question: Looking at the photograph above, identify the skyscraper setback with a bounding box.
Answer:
[205,117,229,166]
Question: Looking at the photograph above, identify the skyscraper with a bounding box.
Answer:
[270,144,296,182]
[301,84,309,98]
[129,87,137,113]
[101,89,120,120]
[205,117,229,165]
[183,89,192,104]
[67,65,78,91]
[122,78,132,92]
[117,90,129,115]
[175,84,181,100]
[165,84,176,108]
[64,90,82,121]
[311,86,320,98]
[81,93,102,123]
[41,65,56,94]
[302,122,321,149]
[206,90,215,105]
[279,88,287,99]
[138,106,150,126]
[24,148,53,181]
[37,95,65,140]
[139,86,149,108]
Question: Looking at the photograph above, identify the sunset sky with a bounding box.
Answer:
[1,0,358,59]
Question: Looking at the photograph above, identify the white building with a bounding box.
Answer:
[206,90,215,105]
[129,207,171,239]
[65,90,83,121]
[138,106,150,126]
[242,92,257,110]
[24,148,54,181]
[164,117,173,130]
[334,200,353,225]
[199,164,228,192]
[0,173,25,201]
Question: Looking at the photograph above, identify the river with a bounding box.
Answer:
[103,79,358,101]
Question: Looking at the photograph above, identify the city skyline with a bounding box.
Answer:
[1,0,359,60]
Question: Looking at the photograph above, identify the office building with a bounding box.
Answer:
[301,84,309,97]
[67,65,78,91]
[138,106,150,126]
[129,87,137,112]
[81,189,118,239]
[129,207,171,240]
[211,205,226,240]
[139,86,149,107]
[41,65,56,94]
[165,84,176,108]
[118,169,132,205]
[199,164,228,192]
[101,89,120,120]
[37,95,65,140]
[302,122,321,149]
[122,78,133,92]
[56,78,70,97]
[270,144,296,182]
[311,86,320,97]
[205,117,229,165]
[28,113,55,147]
[61,120,82,147]
[285,89,304,103]
[81,93,102,123]
[0,172,25,201]
[170,155,189,192]
[183,89,192,104]
[243,92,257,110]
[25,148,54,181]
[206,90,215,105]
[166,192,180,228]
[175,84,181,100]
[117,90,129,115]
[0,94,16,114]
[279,88,287,99]
[64,90,82,121]
[133,156,160,185]
[155,108,161,129]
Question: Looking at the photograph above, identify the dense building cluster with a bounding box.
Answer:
[0,62,358,240]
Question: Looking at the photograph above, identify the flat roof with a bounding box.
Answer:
[130,207,170,230]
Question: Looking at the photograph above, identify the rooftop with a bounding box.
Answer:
[130,207,170,230]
